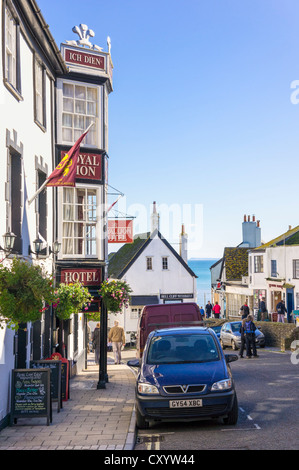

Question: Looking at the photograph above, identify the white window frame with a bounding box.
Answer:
[146,257,153,271]
[162,256,168,270]
[56,78,102,148]
[254,255,264,273]
[34,57,46,128]
[58,185,102,259]
[3,2,21,98]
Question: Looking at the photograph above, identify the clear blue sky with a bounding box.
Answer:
[38,0,299,258]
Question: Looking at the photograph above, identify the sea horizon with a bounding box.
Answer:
[188,258,217,307]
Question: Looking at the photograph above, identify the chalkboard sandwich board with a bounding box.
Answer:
[11,369,52,426]
[48,353,69,401]
[30,360,62,412]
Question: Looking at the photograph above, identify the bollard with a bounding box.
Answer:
[280,338,285,352]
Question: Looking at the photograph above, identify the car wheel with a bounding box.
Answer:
[136,407,149,429]
[231,340,238,351]
[220,339,226,349]
[223,394,238,425]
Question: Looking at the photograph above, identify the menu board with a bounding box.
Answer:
[30,360,62,412]
[10,369,52,426]
[48,353,69,401]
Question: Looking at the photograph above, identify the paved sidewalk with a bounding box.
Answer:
[0,351,137,451]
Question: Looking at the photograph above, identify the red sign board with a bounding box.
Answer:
[61,268,102,285]
[60,151,102,181]
[64,48,105,70]
[108,220,133,243]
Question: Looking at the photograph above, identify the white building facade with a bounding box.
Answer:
[249,226,299,321]
[0,0,67,429]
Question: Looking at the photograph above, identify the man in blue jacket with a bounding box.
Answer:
[244,315,258,358]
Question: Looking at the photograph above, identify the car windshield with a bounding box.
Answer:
[231,322,241,332]
[147,334,220,365]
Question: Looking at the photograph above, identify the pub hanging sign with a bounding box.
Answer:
[108,220,133,244]
[60,150,102,181]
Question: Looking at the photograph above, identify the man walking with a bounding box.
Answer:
[108,320,126,364]
[205,301,213,319]
[276,299,287,323]
[244,315,258,358]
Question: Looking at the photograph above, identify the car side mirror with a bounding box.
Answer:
[225,354,238,363]
[127,359,140,368]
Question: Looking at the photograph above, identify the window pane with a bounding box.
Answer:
[63,97,74,113]
[87,87,97,101]
[75,86,86,99]
[63,113,73,127]
[5,7,17,87]
[75,100,86,114]
[63,83,74,97]
[87,101,96,116]
[74,114,85,130]
[62,127,73,142]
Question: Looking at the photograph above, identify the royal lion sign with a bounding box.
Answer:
[108,220,133,244]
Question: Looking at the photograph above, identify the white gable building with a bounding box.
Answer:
[107,204,197,342]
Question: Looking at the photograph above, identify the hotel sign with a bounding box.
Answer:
[61,268,101,286]
[64,48,105,70]
[60,151,102,181]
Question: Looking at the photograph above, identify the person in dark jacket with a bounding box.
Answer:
[240,302,250,319]
[244,315,258,358]
[205,301,213,319]
[92,323,101,365]
[239,318,247,358]
[276,300,287,323]
[260,297,268,321]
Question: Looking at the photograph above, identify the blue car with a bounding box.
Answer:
[128,327,238,429]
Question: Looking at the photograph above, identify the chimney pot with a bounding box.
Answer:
[244,214,247,222]
[248,215,250,222]
[253,215,255,222]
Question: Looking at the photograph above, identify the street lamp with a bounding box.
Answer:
[1,231,17,253]
[49,240,61,256]
[28,237,43,257]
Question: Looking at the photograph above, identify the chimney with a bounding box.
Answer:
[151,201,160,233]
[242,214,261,247]
[180,224,188,263]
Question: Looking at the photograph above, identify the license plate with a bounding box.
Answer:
[169,399,202,408]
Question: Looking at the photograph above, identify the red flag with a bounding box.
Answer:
[46,131,88,187]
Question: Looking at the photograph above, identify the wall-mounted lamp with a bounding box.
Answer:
[49,240,61,256]
[0,231,17,253]
[28,237,43,257]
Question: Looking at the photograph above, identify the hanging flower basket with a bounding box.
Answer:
[0,258,55,330]
[53,282,93,320]
[99,279,132,313]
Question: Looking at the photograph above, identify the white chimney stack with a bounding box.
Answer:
[151,201,160,233]
[180,224,188,263]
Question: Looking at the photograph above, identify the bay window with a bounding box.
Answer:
[62,82,98,146]
[62,187,98,257]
